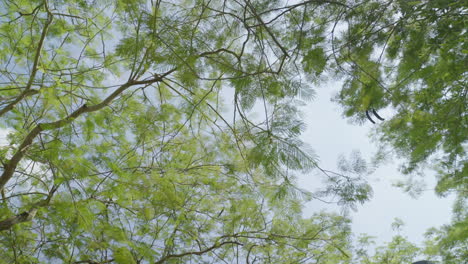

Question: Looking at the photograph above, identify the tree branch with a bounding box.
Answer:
[74,259,114,264]
[244,0,289,57]
[155,241,243,264]
[0,10,53,117]
[0,185,57,231]
[0,69,175,190]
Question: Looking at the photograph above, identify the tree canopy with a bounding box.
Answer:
[0,0,465,263]
[334,0,466,197]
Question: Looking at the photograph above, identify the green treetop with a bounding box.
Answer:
[0,0,465,263]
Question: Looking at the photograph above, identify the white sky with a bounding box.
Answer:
[298,80,455,248]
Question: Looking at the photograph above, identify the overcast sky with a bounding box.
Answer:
[298,80,455,248]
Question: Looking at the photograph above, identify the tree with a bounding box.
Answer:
[0,0,366,262]
[1,0,463,262]
[331,0,466,260]
[423,195,468,263]
[351,219,444,264]
[351,214,466,264]
[353,234,421,264]
[333,0,467,196]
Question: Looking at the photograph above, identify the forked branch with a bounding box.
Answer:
[0,69,175,190]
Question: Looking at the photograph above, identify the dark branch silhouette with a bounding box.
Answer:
[365,110,375,124]
[372,108,385,121]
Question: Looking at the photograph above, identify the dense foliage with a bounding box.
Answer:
[0,0,358,262]
[335,0,466,197]
[0,0,465,263]
[333,1,467,261]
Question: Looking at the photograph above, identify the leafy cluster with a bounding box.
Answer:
[0,0,465,263]
[0,0,358,263]
[334,0,467,195]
